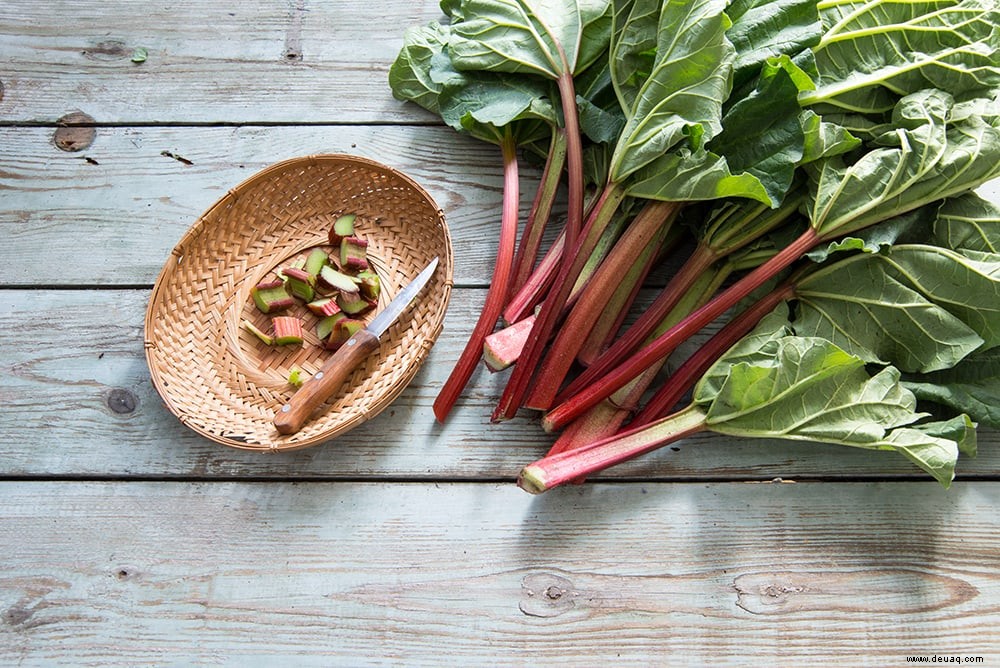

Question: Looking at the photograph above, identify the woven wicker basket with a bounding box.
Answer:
[144,154,453,451]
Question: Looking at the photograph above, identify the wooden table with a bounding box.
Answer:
[2,2,998,664]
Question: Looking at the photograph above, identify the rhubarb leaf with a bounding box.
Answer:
[725,0,822,92]
[700,55,812,205]
[390,19,556,147]
[608,0,659,113]
[629,54,816,206]
[792,250,986,373]
[695,306,792,402]
[693,335,964,485]
[439,72,557,145]
[577,95,625,144]
[911,414,978,458]
[609,0,735,183]
[806,90,1000,239]
[447,0,613,78]
[806,205,937,261]
[799,110,861,163]
[624,147,771,204]
[803,0,1000,115]
[701,338,922,442]
[933,191,1000,253]
[877,426,960,488]
[903,348,1000,428]
[388,22,452,114]
[880,246,1000,350]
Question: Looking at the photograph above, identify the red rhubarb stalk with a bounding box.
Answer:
[562,194,805,399]
[503,231,564,325]
[487,209,631,369]
[519,404,709,494]
[573,232,666,367]
[630,281,797,428]
[576,222,685,367]
[554,65,585,254]
[542,226,820,427]
[492,180,627,421]
[524,199,680,410]
[509,129,568,298]
[543,263,730,442]
[483,315,536,372]
[557,242,719,402]
[433,129,521,422]
[503,182,619,326]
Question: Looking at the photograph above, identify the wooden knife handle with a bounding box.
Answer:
[273,329,380,435]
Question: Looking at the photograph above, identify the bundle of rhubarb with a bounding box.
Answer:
[389,0,1000,490]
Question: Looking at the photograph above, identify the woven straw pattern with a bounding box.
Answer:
[144,155,453,451]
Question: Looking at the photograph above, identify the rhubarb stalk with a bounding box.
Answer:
[509,129,568,298]
[524,199,680,410]
[519,404,709,494]
[559,194,805,402]
[433,129,521,422]
[543,226,821,427]
[558,242,718,402]
[543,262,731,445]
[503,231,564,326]
[630,281,797,427]
[492,180,628,421]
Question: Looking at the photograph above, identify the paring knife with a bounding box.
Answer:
[273,257,439,435]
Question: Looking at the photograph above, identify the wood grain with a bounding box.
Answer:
[0,0,444,124]
[0,125,528,287]
[1,288,996,479]
[1,481,998,665]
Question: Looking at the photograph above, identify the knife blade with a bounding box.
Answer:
[273,257,439,435]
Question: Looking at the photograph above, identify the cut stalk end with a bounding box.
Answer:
[517,465,551,494]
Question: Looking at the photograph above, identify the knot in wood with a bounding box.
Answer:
[106,388,138,414]
[519,572,577,618]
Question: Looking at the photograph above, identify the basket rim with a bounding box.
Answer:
[143,153,453,451]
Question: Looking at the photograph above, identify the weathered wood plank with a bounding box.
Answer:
[2,288,996,480]
[0,125,533,287]
[2,122,998,289]
[0,0,444,124]
[1,481,998,665]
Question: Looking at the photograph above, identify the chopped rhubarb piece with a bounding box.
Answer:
[316,312,347,342]
[326,317,365,351]
[318,265,360,293]
[287,366,305,387]
[241,319,274,345]
[251,279,295,314]
[328,213,357,246]
[356,270,381,302]
[337,288,374,315]
[271,316,304,346]
[483,315,535,372]
[304,248,329,278]
[334,317,365,339]
[281,267,316,302]
[306,297,342,317]
[340,236,370,271]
